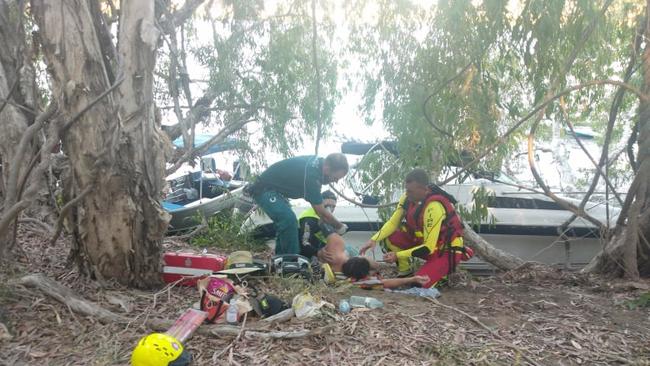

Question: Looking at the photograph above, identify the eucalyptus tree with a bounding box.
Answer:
[0,0,338,287]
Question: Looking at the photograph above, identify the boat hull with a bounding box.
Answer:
[166,187,246,233]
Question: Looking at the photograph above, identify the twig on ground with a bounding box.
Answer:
[152,275,203,309]
[427,298,542,366]
[261,308,294,323]
[13,274,125,323]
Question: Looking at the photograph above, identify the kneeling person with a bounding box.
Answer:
[298,190,356,260]
[360,169,474,288]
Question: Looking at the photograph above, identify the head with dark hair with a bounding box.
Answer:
[323,153,349,184]
[321,190,337,201]
[404,168,431,202]
[342,257,371,280]
[321,190,337,212]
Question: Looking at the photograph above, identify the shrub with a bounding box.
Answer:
[190,210,267,253]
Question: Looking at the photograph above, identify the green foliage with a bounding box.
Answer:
[346,0,641,193]
[625,292,650,310]
[156,0,340,161]
[190,211,267,253]
[456,185,497,230]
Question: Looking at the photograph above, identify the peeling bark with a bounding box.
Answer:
[31,0,170,287]
[0,0,39,252]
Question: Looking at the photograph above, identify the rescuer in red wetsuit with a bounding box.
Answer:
[360,169,473,288]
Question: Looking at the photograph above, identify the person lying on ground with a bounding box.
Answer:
[316,224,429,289]
[359,168,473,288]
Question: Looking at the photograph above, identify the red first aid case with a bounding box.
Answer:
[162,252,227,286]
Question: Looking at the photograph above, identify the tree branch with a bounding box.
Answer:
[162,87,221,141]
[0,66,20,117]
[563,109,624,207]
[572,17,642,214]
[88,0,118,84]
[4,103,57,211]
[165,116,254,175]
[440,78,648,187]
[48,185,93,246]
[422,54,483,139]
[0,78,122,248]
[0,200,31,242]
[525,0,615,233]
[627,118,640,173]
[159,0,206,35]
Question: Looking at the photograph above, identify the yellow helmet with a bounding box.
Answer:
[131,333,189,366]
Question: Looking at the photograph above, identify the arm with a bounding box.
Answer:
[370,194,408,242]
[360,194,408,255]
[381,275,429,289]
[312,204,343,228]
[303,172,343,229]
[395,201,445,261]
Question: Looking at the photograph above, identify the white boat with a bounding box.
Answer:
[241,142,620,272]
[164,182,247,233]
[163,136,252,233]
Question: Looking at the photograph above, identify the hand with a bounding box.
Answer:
[336,223,349,235]
[383,252,397,263]
[412,275,430,286]
[359,239,376,256]
[318,249,336,264]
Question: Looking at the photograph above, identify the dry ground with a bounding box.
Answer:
[1,228,649,365]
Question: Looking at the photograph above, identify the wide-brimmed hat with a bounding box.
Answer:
[217,251,267,275]
[226,251,253,268]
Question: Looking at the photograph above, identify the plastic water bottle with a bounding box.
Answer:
[226,303,239,325]
[349,296,383,309]
[338,299,351,314]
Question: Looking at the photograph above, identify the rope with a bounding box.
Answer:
[328,184,398,208]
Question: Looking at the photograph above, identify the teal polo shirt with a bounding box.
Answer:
[256,156,324,205]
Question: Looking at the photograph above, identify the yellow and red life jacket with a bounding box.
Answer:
[388,193,464,253]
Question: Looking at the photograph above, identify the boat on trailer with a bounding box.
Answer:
[242,141,619,272]
[162,136,251,233]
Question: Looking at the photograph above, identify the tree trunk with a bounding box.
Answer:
[462,222,525,271]
[585,4,650,278]
[32,0,170,287]
[0,1,39,253]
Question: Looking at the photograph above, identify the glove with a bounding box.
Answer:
[336,223,349,236]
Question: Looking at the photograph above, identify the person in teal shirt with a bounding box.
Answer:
[250,153,349,254]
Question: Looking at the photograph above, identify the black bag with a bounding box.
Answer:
[250,294,289,318]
